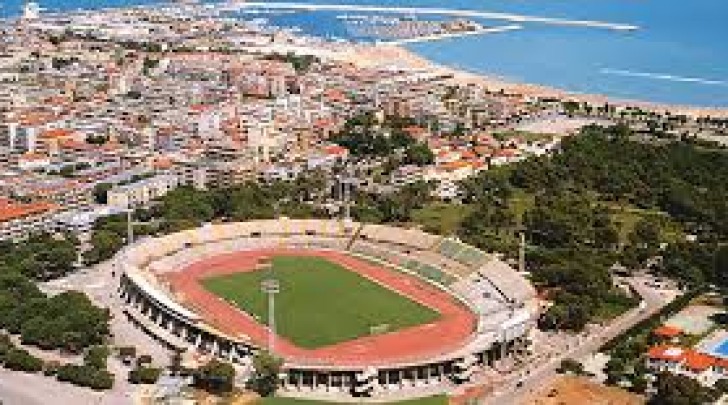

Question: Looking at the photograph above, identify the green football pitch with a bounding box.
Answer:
[201,256,440,349]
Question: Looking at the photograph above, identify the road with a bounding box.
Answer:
[0,367,107,405]
[482,276,675,405]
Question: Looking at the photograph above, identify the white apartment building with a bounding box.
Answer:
[107,174,180,209]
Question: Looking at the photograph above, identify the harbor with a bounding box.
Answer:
[375,24,523,46]
[230,2,640,31]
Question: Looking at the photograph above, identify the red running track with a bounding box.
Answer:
[163,249,477,366]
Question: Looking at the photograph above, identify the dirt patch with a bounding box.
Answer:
[521,376,644,405]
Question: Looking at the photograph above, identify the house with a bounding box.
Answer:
[0,197,59,241]
[646,345,728,387]
[653,326,683,343]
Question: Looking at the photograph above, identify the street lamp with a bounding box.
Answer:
[260,278,280,353]
[126,208,134,245]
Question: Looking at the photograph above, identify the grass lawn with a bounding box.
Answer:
[201,256,440,349]
[257,395,448,405]
[411,202,473,235]
[608,204,684,245]
[411,192,533,237]
[508,189,536,226]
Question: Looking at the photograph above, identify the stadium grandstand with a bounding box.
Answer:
[117,218,537,398]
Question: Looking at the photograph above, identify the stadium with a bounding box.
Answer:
[116,219,538,398]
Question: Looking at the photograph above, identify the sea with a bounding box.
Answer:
[1,0,727,107]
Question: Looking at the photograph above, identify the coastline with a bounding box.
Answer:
[339,43,728,119]
[9,0,726,118]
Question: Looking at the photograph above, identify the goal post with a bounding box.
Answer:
[369,324,390,335]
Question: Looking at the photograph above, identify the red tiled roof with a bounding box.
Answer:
[684,351,716,371]
[714,358,728,369]
[0,197,58,223]
[493,148,520,158]
[324,89,347,102]
[653,325,683,338]
[40,128,74,139]
[323,144,347,156]
[153,157,173,170]
[460,150,476,160]
[647,345,719,372]
[647,345,685,362]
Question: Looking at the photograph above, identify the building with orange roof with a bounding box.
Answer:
[460,149,477,160]
[684,351,716,373]
[322,144,348,158]
[40,128,74,139]
[0,197,59,241]
[403,126,429,141]
[653,325,683,340]
[153,156,173,171]
[18,151,51,171]
[646,344,728,387]
[490,148,524,166]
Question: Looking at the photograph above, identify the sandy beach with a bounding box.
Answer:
[339,43,728,119]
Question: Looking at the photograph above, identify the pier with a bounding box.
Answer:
[376,24,523,46]
[231,2,640,31]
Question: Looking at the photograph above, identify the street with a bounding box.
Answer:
[481,275,676,405]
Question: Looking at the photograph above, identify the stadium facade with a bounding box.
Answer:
[117,219,538,397]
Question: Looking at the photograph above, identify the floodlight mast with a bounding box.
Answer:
[261,278,280,353]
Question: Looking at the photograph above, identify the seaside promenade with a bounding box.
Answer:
[231,2,640,31]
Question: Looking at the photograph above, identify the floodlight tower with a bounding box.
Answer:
[260,278,280,353]
[127,208,134,245]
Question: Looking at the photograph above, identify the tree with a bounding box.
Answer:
[93,183,113,204]
[159,187,215,231]
[56,364,114,390]
[623,218,663,267]
[604,356,626,385]
[714,245,728,287]
[86,135,108,146]
[2,347,43,373]
[248,351,283,397]
[714,379,728,394]
[330,114,416,158]
[629,218,661,248]
[84,346,110,370]
[117,346,137,363]
[649,373,718,405]
[129,366,162,384]
[403,143,434,166]
[10,290,110,353]
[459,197,517,253]
[13,233,77,280]
[142,57,159,75]
[562,101,581,116]
[0,333,11,360]
[194,359,235,394]
[556,358,584,375]
[84,230,124,265]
